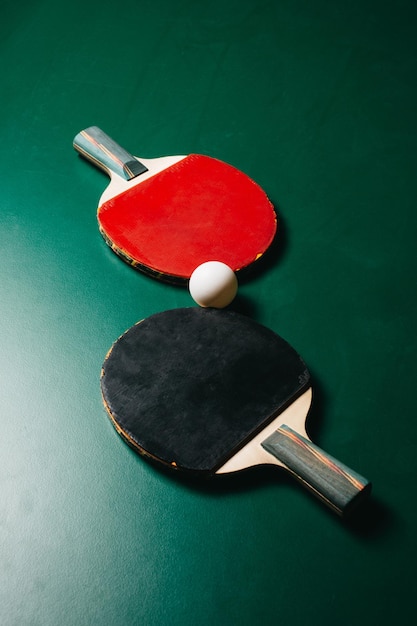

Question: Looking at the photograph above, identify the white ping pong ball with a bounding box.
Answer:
[189,261,238,308]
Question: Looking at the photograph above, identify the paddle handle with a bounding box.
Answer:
[73,126,148,180]
[262,425,371,516]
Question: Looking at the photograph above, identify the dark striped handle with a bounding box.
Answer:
[73,126,148,180]
[261,425,371,516]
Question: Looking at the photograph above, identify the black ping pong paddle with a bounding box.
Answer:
[100,308,371,516]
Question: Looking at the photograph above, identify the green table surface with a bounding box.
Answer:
[1,1,416,624]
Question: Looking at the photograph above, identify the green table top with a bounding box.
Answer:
[1,1,416,624]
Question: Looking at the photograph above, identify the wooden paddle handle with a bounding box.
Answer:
[262,425,371,516]
[73,126,148,180]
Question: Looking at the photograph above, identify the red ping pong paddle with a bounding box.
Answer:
[73,126,277,284]
[100,308,371,517]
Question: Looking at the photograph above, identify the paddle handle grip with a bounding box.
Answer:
[73,126,148,180]
[262,425,371,516]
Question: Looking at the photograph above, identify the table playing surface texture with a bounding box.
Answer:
[1,1,416,625]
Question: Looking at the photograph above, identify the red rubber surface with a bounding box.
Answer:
[98,154,277,281]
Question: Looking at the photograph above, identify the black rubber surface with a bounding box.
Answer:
[101,308,310,473]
